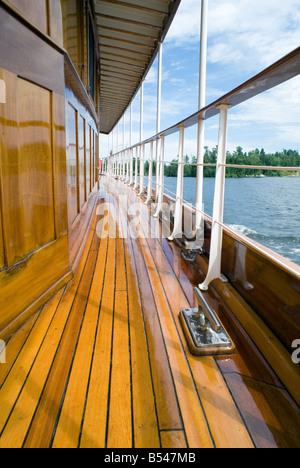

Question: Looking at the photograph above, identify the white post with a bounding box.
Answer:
[195,0,208,236]
[157,43,162,136]
[117,120,119,154]
[155,139,161,199]
[154,134,165,218]
[156,42,162,199]
[129,149,133,185]
[122,114,126,179]
[169,127,185,240]
[126,149,129,182]
[134,146,139,189]
[145,140,154,204]
[139,144,145,195]
[138,82,144,194]
[199,104,230,291]
[121,151,125,180]
[129,102,133,185]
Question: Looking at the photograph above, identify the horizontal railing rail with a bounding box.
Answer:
[109,46,300,157]
[104,43,300,290]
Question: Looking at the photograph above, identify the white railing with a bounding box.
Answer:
[102,2,300,290]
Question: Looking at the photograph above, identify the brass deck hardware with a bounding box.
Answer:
[180,287,235,356]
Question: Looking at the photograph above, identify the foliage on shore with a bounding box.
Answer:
[143,147,300,177]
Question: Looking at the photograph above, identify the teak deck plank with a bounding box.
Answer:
[124,236,161,447]
[52,237,108,448]
[0,290,64,444]
[0,311,39,387]
[0,289,68,448]
[24,221,99,448]
[160,430,188,449]
[107,290,132,448]
[121,215,183,433]
[80,237,116,448]
[137,228,214,448]
[1,178,300,448]
[134,191,254,449]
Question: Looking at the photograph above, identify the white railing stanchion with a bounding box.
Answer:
[145,140,154,204]
[192,0,208,242]
[128,102,133,185]
[155,42,162,200]
[126,149,130,183]
[154,134,165,218]
[199,103,231,291]
[134,146,139,189]
[139,143,145,195]
[155,138,160,199]
[169,127,185,240]
[129,148,133,185]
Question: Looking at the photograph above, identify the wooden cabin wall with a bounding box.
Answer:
[62,0,100,268]
[0,0,99,339]
[7,0,64,45]
[0,2,70,338]
[64,82,99,268]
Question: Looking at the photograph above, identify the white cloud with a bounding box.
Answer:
[166,0,300,71]
[101,0,300,157]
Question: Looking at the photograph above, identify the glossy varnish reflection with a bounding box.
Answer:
[0,1,100,337]
[0,4,70,338]
[18,78,55,255]
[1,178,299,448]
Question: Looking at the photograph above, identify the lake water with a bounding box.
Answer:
[145,176,300,266]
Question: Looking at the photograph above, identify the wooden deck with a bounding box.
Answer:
[0,176,299,449]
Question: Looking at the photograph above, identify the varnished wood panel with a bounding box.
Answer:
[225,373,300,448]
[18,78,55,254]
[0,7,65,96]
[8,0,48,33]
[78,115,86,208]
[61,0,82,77]
[0,72,55,266]
[0,65,69,336]
[221,230,300,354]
[86,124,91,195]
[0,69,24,265]
[0,236,69,334]
[0,194,5,269]
[51,92,68,238]
[48,0,64,46]
[64,74,99,269]
[66,103,79,228]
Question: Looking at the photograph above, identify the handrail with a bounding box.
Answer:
[106,44,300,289]
[109,46,300,156]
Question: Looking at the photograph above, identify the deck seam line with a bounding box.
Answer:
[23,204,100,448]
[104,193,117,448]
[0,287,65,444]
[49,234,103,447]
[78,232,109,448]
[0,310,41,389]
[132,187,215,448]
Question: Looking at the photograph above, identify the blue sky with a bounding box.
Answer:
[100,0,300,161]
